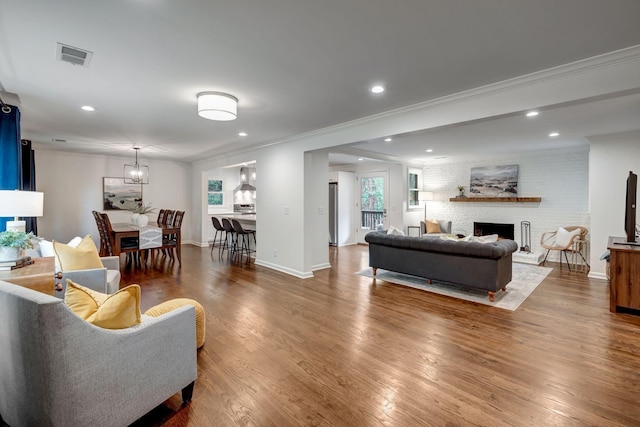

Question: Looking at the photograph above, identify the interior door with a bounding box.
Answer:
[356,171,389,244]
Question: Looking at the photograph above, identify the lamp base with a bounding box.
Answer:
[6,220,26,233]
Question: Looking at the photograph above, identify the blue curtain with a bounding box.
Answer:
[0,104,22,231]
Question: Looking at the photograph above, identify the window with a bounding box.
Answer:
[408,169,420,209]
[207,180,223,206]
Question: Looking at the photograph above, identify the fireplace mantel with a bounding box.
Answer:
[449,197,541,203]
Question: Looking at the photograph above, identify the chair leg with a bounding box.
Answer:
[542,249,551,266]
[181,381,195,405]
[563,250,572,271]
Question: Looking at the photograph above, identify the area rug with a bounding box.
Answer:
[355,263,552,310]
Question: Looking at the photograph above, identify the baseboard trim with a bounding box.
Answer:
[254,259,314,279]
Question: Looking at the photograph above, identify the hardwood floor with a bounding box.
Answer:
[121,245,640,427]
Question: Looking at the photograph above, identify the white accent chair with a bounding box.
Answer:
[0,280,197,426]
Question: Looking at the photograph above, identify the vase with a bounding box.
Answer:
[131,213,139,224]
[136,214,149,227]
[0,246,21,262]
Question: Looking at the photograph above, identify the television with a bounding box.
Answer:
[625,171,638,244]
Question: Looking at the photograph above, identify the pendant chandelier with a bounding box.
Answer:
[123,147,149,184]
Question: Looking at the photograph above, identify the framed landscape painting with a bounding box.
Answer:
[469,165,518,197]
[103,177,142,211]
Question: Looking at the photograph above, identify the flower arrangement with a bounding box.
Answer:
[457,185,465,192]
[129,202,156,215]
[0,230,38,250]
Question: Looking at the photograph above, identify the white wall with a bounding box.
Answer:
[422,146,590,259]
[34,149,191,243]
[305,150,330,271]
[588,130,640,279]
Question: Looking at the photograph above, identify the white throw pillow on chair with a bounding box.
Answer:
[555,227,581,247]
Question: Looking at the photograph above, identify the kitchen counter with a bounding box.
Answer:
[210,213,256,222]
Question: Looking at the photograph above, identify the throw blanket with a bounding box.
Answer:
[138,226,163,249]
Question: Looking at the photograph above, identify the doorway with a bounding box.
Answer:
[356,171,389,243]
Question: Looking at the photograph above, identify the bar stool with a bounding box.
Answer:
[221,218,237,260]
[210,217,226,259]
[231,219,256,264]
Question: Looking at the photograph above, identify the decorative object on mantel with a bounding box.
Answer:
[456,185,466,198]
[470,164,518,197]
[449,197,541,203]
[124,147,149,184]
[129,202,156,228]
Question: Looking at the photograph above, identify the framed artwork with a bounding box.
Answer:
[103,177,142,211]
[207,179,223,206]
[469,165,518,197]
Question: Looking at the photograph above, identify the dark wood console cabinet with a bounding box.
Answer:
[608,236,640,313]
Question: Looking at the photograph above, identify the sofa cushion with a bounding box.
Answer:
[54,235,103,271]
[65,280,141,329]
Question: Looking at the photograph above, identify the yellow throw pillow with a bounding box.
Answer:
[65,280,141,329]
[425,219,442,234]
[54,235,104,271]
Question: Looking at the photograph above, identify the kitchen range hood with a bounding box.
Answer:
[234,167,256,192]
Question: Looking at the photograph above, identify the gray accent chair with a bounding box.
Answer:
[0,280,197,427]
[53,255,121,298]
[419,219,452,236]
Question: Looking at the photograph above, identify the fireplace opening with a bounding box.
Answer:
[474,222,515,240]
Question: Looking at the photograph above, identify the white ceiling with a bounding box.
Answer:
[1,1,640,164]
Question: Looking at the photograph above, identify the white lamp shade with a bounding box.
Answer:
[0,190,44,217]
[418,191,434,202]
[197,92,238,121]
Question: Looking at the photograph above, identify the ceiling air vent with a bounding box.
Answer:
[56,43,93,67]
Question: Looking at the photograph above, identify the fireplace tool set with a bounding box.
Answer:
[520,221,531,253]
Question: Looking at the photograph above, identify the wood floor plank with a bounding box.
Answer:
[112,245,640,426]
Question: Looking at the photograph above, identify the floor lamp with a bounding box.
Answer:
[418,191,433,219]
[0,190,44,232]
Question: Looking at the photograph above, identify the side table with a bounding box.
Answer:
[407,225,422,237]
[0,257,55,295]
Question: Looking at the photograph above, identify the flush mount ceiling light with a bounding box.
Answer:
[123,147,149,184]
[370,85,385,94]
[81,105,95,111]
[526,111,539,117]
[549,132,560,137]
[197,92,238,121]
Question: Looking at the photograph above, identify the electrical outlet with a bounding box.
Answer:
[273,248,278,258]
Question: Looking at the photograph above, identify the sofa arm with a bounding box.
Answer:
[101,256,120,271]
[54,268,108,298]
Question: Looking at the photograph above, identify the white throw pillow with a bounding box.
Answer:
[475,234,498,243]
[386,226,405,236]
[555,227,581,247]
[42,237,83,272]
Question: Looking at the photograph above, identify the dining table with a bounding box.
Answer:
[110,222,182,264]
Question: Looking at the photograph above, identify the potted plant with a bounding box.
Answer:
[0,230,37,261]
[457,185,466,198]
[129,202,156,227]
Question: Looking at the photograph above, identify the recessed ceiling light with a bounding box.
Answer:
[238,132,248,137]
[526,111,539,117]
[81,105,95,112]
[549,132,560,137]
[358,158,364,161]
[370,85,385,94]
[425,149,433,153]
[384,137,392,142]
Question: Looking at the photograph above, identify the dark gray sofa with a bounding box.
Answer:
[364,231,518,301]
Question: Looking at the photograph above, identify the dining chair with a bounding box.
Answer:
[101,213,140,264]
[92,210,112,256]
[156,209,167,225]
